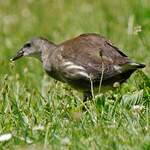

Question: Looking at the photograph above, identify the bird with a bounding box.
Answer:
[11,33,145,101]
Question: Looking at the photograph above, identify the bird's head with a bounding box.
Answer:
[11,37,56,62]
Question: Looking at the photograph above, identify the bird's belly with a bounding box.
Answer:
[66,79,114,93]
[45,70,65,82]
[45,67,133,93]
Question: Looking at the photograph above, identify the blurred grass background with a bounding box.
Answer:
[0,0,150,149]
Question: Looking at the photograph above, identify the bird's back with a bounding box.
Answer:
[48,33,145,91]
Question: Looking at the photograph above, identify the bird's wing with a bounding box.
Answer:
[57,33,131,81]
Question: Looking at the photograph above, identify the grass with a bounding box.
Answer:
[0,0,150,149]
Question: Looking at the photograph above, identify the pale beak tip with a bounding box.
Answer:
[10,57,16,62]
[10,50,24,61]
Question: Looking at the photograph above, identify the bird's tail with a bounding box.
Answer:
[128,62,145,69]
[121,62,145,72]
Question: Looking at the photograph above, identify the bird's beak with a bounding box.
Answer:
[10,49,24,61]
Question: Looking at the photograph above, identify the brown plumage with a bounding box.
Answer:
[11,33,145,101]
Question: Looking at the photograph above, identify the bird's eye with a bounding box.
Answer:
[24,43,31,47]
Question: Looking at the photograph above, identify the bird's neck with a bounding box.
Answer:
[41,41,57,71]
[38,40,57,62]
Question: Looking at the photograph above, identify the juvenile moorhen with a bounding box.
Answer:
[11,33,145,101]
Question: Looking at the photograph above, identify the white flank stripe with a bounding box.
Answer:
[63,61,74,66]
[62,61,89,78]
[77,71,90,78]
[0,133,12,142]
[63,61,85,71]
[66,65,86,71]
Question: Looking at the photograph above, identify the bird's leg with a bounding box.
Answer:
[83,91,92,102]
[82,91,92,111]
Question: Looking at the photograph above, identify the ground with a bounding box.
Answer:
[0,0,150,149]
